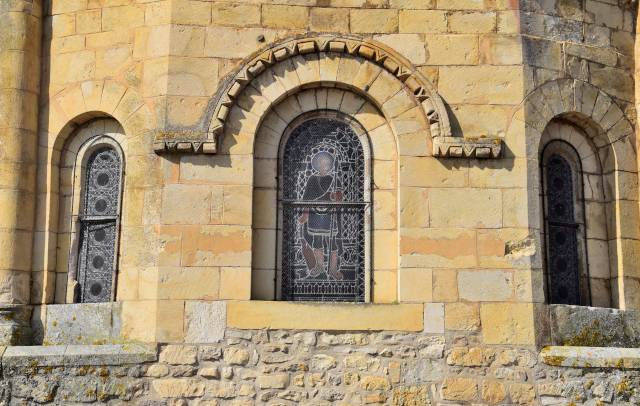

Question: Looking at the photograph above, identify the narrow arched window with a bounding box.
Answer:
[77,147,123,303]
[542,142,587,306]
[280,114,369,302]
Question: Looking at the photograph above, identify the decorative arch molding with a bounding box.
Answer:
[152,35,502,158]
[40,80,154,158]
[516,79,640,310]
[513,78,635,169]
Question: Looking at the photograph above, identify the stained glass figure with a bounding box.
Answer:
[77,147,122,303]
[545,154,581,305]
[281,118,367,302]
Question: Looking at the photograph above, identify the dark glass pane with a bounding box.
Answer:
[282,118,366,302]
[84,147,121,217]
[78,221,117,303]
[546,154,575,222]
[547,225,581,305]
[544,153,581,305]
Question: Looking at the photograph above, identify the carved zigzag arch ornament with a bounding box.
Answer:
[153,36,501,158]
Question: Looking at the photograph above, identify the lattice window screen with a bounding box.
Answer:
[545,154,581,305]
[77,147,122,303]
[281,118,367,302]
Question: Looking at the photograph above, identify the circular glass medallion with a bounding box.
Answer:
[90,283,102,296]
[95,199,108,212]
[94,229,106,242]
[92,255,104,269]
[97,173,109,186]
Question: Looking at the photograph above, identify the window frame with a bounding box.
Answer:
[540,139,590,306]
[275,110,373,302]
[67,135,125,303]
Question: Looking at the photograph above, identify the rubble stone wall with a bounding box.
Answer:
[7,327,640,406]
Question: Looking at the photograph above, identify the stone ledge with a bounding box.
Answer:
[1,344,156,368]
[227,301,424,331]
[540,346,640,369]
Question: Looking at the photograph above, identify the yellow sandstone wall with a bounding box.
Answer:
[4,0,634,345]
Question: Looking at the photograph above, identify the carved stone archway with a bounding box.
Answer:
[153,35,502,159]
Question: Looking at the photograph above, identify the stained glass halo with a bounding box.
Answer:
[277,109,373,196]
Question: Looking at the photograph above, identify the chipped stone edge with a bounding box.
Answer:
[1,344,157,368]
[432,137,503,159]
[540,346,640,369]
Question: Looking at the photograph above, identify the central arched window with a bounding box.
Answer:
[77,146,123,303]
[279,113,370,302]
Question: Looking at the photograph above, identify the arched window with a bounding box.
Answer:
[541,141,588,306]
[76,147,123,303]
[279,113,370,302]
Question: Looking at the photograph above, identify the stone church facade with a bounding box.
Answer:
[2,0,640,404]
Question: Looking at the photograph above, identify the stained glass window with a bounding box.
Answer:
[77,147,122,303]
[545,154,581,305]
[281,118,367,302]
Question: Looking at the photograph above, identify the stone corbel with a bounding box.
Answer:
[432,137,503,159]
[153,134,218,154]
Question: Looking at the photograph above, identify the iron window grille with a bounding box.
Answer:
[279,115,370,302]
[542,150,585,306]
[77,147,122,303]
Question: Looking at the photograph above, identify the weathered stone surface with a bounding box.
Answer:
[458,270,514,302]
[313,354,338,370]
[539,381,585,402]
[500,348,537,367]
[343,356,381,372]
[441,377,478,401]
[159,345,197,365]
[206,381,237,398]
[510,383,535,404]
[185,301,226,343]
[153,378,205,398]
[361,376,391,391]
[199,367,220,379]
[171,365,198,377]
[481,303,535,345]
[392,385,430,406]
[446,347,496,367]
[224,348,250,365]
[320,388,345,401]
[403,359,443,383]
[344,372,360,386]
[258,374,290,389]
[550,304,640,347]
[445,303,480,331]
[482,380,506,403]
[278,390,307,401]
[200,346,222,361]
[294,332,317,346]
[147,364,169,378]
[42,302,120,345]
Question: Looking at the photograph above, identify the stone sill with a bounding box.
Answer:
[227,301,424,331]
[0,344,156,367]
[540,346,640,369]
